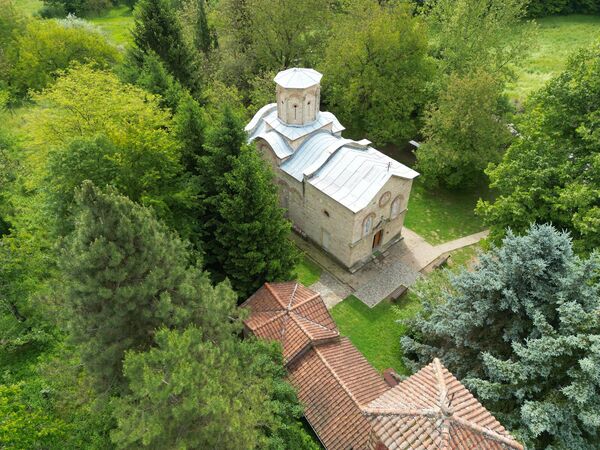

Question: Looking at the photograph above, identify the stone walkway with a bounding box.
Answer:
[294,228,489,309]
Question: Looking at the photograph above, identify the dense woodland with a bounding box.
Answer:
[0,0,599,448]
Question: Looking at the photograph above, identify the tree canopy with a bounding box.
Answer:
[478,42,600,254]
[402,224,600,449]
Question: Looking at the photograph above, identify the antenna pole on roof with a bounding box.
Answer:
[387,162,391,171]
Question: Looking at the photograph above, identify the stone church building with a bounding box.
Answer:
[245,68,418,271]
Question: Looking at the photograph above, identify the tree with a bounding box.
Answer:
[59,182,239,391]
[402,224,600,449]
[211,0,331,92]
[319,0,433,146]
[173,92,205,176]
[8,18,119,99]
[478,43,600,254]
[215,146,298,297]
[26,64,195,237]
[416,70,512,188]
[112,327,315,449]
[422,0,533,78]
[131,0,200,93]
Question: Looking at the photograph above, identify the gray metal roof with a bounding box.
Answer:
[274,68,322,89]
[246,103,419,213]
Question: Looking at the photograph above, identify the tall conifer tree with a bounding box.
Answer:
[60,181,238,391]
[131,0,200,93]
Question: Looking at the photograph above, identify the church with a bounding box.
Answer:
[245,68,418,271]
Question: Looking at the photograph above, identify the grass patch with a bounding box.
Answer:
[294,255,322,286]
[17,0,43,16]
[509,15,600,103]
[330,295,421,375]
[89,5,134,47]
[404,180,487,245]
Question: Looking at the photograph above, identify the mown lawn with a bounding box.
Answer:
[331,245,481,376]
[404,180,488,245]
[89,6,134,47]
[294,255,322,286]
[509,14,600,102]
[330,295,421,375]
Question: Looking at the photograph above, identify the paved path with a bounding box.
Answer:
[293,228,488,309]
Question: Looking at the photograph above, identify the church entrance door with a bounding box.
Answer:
[372,230,383,249]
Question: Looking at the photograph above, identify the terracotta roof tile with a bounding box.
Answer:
[288,338,388,450]
[241,282,339,363]
[364,359,523,450]
[243,283,523,450]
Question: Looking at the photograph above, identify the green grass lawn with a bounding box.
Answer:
[89,6,134,47]
[331,245,481,376]
[294,255,322,286]
[330,295,421,375]
[17,0,42,16]
[404,180,488,245]
[509,14,600,102]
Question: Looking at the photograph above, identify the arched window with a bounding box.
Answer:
[390,196,403,219]
[362,214,374,237]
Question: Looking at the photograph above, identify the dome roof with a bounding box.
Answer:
[274,68,322,89]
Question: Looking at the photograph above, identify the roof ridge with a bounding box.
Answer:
[252,311,287,332]
[290,311,339,336]
[289,292,322,311]
[450,416,524,450]
[287,283,299,309]
[313,342,364,408]
[264,282,287,308]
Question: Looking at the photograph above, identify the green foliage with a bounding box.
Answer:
[479,43,600,254]
[26,64,195,236]
[131,0,200,93]
[212,0,331,92]
[402,224,600,448]
[41,0,120,16]
[423,0,533,78]
[215,146,298,297]
[59,182,239,391]
[0,383,67,449]
[527,0,600,17]
[3,16,119,100]
[112,327,316,449]
[416,70,512,188]
[173,92,205,175]
[119,50,184,111]
[320,0,433,146]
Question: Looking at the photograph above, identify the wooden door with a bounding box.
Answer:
[372,230,383,248]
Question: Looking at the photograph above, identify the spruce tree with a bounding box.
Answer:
[131,0,200,93]
[197,107,247,272]
[173,92,205,176]
[402,224,600,448]
[215,146,298,298]
[60,181,238,391]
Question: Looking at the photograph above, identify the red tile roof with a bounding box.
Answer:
[243,283,523,450]
[241,282,339,363]
[364,358,524,450]
[289,338,389,450]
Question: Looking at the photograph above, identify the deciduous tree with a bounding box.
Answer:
[320,0,433,146]
[478,43,600,254]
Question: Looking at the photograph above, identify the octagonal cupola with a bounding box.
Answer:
[274,68,322,126]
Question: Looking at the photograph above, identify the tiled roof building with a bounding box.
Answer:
[242,282,523,450]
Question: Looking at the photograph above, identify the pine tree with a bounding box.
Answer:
[131,0,200,94]
[402,224,600,448]
[59,181,239,391]
[215,146,298,298]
